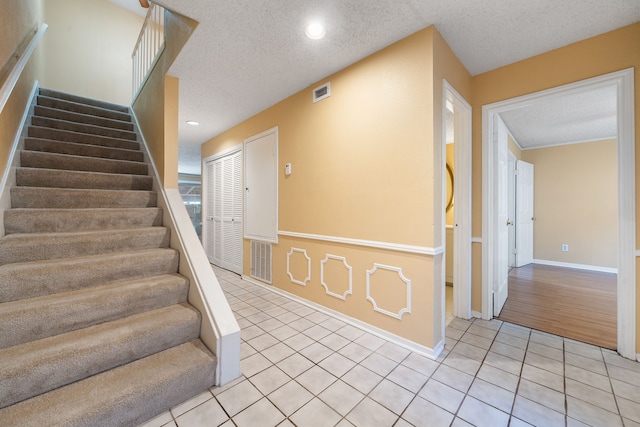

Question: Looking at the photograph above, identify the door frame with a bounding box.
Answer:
[202,143,243,272]
[481,68,636,359]
[442,80,473,325]
[507,150,517,269]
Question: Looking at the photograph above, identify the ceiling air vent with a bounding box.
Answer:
[313,82,331,103]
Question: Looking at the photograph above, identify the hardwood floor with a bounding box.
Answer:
[497,264,617,349]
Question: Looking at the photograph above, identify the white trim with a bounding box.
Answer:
[366,263,412,320]
[0,80,39,237]
[278,230,440,255]
[616,68,636,359]
[130,109,241,385]
[482,68,636,359]
[286,247,311,286]
[242,275,442,359]
[471,237,483,244]
[0,24,47,114]
[533,259,617,274]
[472,310,483,319]
[320,254,353,300]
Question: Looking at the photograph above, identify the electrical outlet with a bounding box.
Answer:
[562,244,569,252]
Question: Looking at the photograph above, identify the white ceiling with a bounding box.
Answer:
[116,0,639,174]
[499,85,618,150]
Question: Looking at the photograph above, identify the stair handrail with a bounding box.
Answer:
[0,23,48,115]
[131,2,165,102]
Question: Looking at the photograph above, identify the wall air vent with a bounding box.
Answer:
[251,240,272,284]
[313,82,331,103]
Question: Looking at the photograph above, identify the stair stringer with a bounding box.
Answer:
[0,81,39,237]
[129,110,241,386]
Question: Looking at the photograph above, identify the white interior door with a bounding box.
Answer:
[493,115,509,317]
[516,160,534,267]
[244,127,278,243]
[204,149,243,275]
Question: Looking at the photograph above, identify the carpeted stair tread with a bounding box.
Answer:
[36,95,131,122]
[31,116,137,141]
[0,303,200,409]
[34,105,134,131]
[28,126,139,151]
[0,248,180,302]
[25,137,144,162]
[0,227,170,265]
[4,207,162,234]
[39,88,130,114]
[11,186,157,208]
[16,167,153,191]
[0,276,190,350]
[21,150,148,175]
[0,339,215,427]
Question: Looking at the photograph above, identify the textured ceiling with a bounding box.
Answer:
[134,0,638,174]
[500,85,618,150]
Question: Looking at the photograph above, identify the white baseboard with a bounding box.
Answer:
[533,259,617,274]
[471,310,483,319]
[242,275,443,360]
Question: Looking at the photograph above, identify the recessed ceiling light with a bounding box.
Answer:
[186,120,200,126]
[305,22,326,40]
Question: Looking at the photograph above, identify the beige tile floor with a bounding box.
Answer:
[140,266,640,427]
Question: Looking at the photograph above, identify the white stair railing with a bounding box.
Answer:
[131,2,165,101]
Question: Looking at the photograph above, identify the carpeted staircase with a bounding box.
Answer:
[0,88,216,426]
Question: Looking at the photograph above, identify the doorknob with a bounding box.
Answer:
[507,221,513,226]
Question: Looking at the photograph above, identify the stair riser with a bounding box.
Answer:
[0,228,170,265]
[0,304,200,408]
[37,96,131,122]
[28,126,139,151]
[25,138,144,162]
[21,151,148,175]
[31,116,137,141]
[39,88,130,114]
[11,187,157,209]
[0,340,215,427]
[16,168,153,191]
[34,105,134,131]
[4,208,162,234]
[0,276,190,350]
[0,250,180,302]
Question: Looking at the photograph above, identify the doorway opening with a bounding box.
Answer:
[481,69,636,358]
[442,81,472,335]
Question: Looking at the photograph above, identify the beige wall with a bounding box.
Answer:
[522,140,617,268]
[39,0,144,105]
[471,23,640,351]
[1,0,43,185]
[508,134,522,160]
[204,27,444,349]
[0,0,43,81]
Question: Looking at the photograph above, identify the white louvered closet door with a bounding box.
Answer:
[205,150,243,275]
